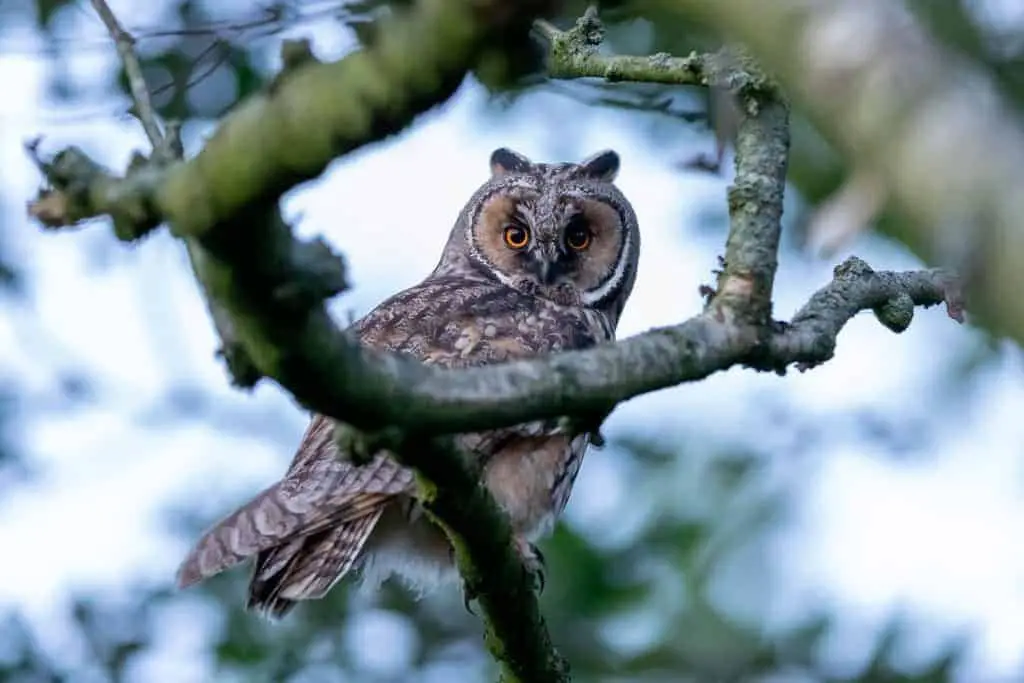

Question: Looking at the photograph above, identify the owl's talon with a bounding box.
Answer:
[462,583,478,615]
[533,562,546,595]
[513,536,547,595]
[529,542,547,571]
[527,542,547,594]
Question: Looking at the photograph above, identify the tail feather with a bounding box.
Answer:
[176,478,392,590]
[247,508,385,619]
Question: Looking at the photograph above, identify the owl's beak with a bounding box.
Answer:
[531,245,562,285]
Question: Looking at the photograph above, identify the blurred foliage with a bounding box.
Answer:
[0,0,1017,681]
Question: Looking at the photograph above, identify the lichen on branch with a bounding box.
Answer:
[539,7,774,93]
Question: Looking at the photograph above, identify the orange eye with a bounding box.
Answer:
[503,224,530,249]
[565,222,591,251]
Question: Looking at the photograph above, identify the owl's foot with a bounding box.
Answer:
[456,536,546,614]
[514,534,546,595]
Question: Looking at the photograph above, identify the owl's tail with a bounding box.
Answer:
[246,507,385,619]
[175,478,394,601]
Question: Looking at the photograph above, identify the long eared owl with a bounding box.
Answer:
[176,147,641,617]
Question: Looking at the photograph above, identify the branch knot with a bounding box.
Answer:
[273,237,350,310]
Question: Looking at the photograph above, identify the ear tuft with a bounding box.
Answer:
[489,148,533,177]
[579,149,620,182]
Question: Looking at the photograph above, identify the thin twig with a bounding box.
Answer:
[88,0,164,148]
[147,38,232,110]
[87,0,262,387]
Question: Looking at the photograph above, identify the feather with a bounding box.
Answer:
[247,507,386,619]
[175,450,412,589]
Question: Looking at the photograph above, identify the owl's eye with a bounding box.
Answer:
[503,224,530,249]
[565,219,592,251]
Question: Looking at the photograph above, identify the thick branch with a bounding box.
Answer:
[669,0,1024,344]
[409,435,570,682]
[27,145,957,429]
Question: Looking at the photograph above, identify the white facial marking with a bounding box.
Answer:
[582,228,632,306]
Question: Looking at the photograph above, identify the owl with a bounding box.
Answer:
[176,146,641,618]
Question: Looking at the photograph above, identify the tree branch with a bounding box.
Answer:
[25,8,964,437]
[24,4,964,682]
[85,0,261,385]
[541,7,707,85]
[88,0,163,148]
[409,435,571,682]
[541,8,772,92]
[716,69,788,323]
[665,0,1024,345]
[763,256,961,373]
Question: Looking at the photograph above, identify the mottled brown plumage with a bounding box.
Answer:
[176,147,641,618]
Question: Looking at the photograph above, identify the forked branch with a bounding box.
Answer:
[665,0,1022,343]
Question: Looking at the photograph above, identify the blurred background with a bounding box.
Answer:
[1,1,1023,681]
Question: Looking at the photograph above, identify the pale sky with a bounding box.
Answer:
[2,3,1024,680]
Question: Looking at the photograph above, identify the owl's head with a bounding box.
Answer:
[436,147,640,322]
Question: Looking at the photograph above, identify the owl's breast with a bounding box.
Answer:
[353,276,610,368]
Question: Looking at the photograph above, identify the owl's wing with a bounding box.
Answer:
[552,433,590,516]
[246,506,385,617]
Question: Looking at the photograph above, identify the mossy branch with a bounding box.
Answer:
[539,7,770,93]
